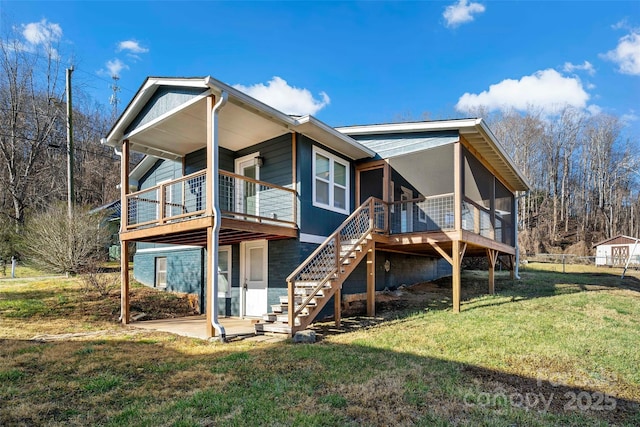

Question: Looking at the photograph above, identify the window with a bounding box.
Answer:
[155,257,167,289]
[218,246,231,297]
[418,194,427,224]
[312,146,349,214]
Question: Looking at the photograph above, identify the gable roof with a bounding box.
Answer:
[593,234,640,248]
[104,76,374,161]
[337,118,529,192]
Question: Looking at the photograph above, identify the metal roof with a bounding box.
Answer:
[337,118,530,192]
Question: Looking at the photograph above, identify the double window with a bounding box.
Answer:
[312,146,349,214]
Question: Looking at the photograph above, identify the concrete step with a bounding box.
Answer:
[255,322,291,334]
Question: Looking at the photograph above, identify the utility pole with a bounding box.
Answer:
[66,66,74,218]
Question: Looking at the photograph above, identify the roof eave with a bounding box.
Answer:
[295,115,375,160]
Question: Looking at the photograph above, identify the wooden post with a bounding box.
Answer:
[510,255,516,279]
[487,249,498,295]
[453,141,463,232]
[366,248,375,317]
[287,280,294,332]
[120,241,130,324]
[292,133,297,224]
[383,162,391,233]
[120,138,130,324]
[205,95,215,338]
[452,240,461,313]
[334,287,342,328]
[206,227,214,337]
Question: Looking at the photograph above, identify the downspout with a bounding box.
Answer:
[514,190,530,280]
[207,88,228,341]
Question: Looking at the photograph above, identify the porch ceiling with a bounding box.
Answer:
[124,97,293,159]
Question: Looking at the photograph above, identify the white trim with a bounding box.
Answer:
[295,115,375,158]
[336,118,480,135]
[234,152,261,178]
[239,239,269,318]
[218,245,232,298]
[136,245,201,253]
[234,152,261,216]
[155,256,167,289]
[299,233,328,244]
[312,146,350,215]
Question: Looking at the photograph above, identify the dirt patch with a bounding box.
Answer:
[82,287,200,322]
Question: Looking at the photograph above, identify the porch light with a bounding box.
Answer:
[256,156,265,167]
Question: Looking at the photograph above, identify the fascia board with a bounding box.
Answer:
[295,115,375,159]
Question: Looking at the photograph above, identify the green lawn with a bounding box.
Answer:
[0,264,638,426]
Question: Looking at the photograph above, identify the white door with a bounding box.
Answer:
[400,187,413,233]
[235,153,260,218]
[241,240,268,317]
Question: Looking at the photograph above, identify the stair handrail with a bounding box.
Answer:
[287,197,386,327]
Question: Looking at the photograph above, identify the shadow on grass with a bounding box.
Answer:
[306,266,640,345]
[0,334,638,426]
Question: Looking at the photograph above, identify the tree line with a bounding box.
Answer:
[0,30,120,269]
[489,107,639,255]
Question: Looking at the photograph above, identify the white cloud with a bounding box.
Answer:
[586,104,602,116]
[602,32,640,75]
[233,76,330,116]
[621,110,638,124]
[455,69,590,115]
[104,59,128,77]
[117,40,149,54]
[562,60,595,76]
[443,0,486,28]
[612,19,629,31]
[21,19,62,46]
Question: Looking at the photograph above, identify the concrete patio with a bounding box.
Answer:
[129,315,283,342]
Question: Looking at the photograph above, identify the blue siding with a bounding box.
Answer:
[139,159,182,189]
[133,247,203,295]
[237,134,293,187]
[184,147,235,175]
[297,134,355,237]
[125,87,208,134]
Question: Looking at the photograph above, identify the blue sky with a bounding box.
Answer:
[2,1,639,137]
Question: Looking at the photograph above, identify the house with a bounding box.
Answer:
[593,235,640,267]
[103,76,529,339]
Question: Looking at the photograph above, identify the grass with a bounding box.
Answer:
[0,264,639,426]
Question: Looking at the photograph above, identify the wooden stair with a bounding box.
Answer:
[255,198,385,336]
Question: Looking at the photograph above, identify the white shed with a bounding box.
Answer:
[593,235,640,267]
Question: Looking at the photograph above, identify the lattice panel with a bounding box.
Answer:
[390,194,454,233]
[294,240,337,282]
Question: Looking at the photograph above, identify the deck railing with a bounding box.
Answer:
[125,170,297,230]
[388,193,455,234]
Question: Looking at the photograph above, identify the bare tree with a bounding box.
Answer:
[23,204,109,275]
[0,27,63,226]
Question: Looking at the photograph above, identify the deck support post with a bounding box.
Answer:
[487,249,499,294]
[452,240,461,313]
[509,255,516,280]
[366,247,375,317]
[120,241,129,324]
[119,138,130,325]
[334,287,342,328]
[206,227,214,338]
